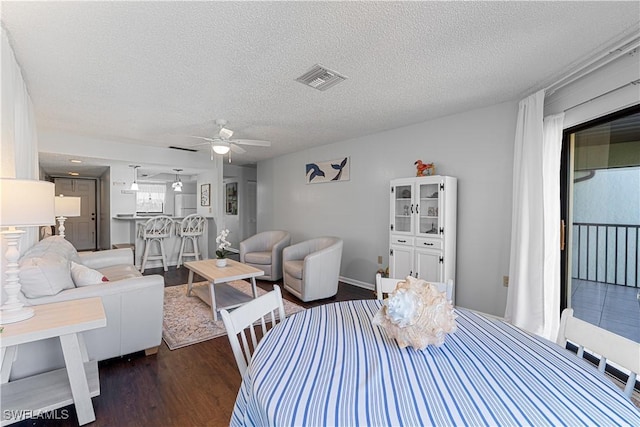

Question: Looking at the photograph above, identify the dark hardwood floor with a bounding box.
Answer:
[14,266,373,427]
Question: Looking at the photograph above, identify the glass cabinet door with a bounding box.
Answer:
[417,181,440,236]
[392,183,413,233]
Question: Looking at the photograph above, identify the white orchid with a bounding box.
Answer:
[215,228,231,259]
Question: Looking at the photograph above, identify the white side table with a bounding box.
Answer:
[0,297,106,426]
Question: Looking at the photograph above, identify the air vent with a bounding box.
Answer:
[169,146,198,152]
[296,64,347,91]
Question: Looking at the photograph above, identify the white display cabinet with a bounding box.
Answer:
[389,175,457,300]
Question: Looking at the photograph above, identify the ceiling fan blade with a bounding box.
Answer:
[188,135,216,142]
[231,139,271,147]
[230,143,246,154]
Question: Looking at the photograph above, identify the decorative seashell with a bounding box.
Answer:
[373,276,457,350]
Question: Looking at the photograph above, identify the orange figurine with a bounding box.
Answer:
[415,160,434,177]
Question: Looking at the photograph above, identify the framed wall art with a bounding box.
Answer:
[225,182,238,215]
[305,157,350,184]
[200,183,210,206]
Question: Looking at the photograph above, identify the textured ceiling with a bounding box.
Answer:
[2,1,639,170]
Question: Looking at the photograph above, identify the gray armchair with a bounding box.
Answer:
[282,237,343,302]
[240,230,291,281]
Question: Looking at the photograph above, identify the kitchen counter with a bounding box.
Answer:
[113,215,216,269]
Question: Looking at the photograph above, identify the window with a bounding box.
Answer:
[561,104,639,343]
[136,183,166,213]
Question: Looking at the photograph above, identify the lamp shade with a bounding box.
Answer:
[55,195,81,217]
[0,178,55,226]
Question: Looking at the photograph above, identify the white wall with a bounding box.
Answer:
[197,164,223,257]
[99,168,111,250]
[223,165,257,248]
[258,101,517,316]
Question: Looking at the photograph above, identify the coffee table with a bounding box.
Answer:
[184,258,265,321]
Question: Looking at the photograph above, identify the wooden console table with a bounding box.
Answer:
[0,297,106,426]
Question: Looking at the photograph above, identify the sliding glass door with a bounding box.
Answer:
[561,105,640,343]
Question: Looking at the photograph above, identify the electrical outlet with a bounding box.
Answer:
[377,255,383,264]
[503,276,509,287]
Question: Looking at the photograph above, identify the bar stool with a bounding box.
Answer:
[138,215,174,273]
[177,214,207,267]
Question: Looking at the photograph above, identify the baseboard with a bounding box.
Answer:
[340,276,374,291]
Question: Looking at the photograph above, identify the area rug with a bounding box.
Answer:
[163,281,305,350]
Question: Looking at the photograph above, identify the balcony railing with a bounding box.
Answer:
[572,222,639,287]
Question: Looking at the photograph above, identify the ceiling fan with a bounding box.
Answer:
[189,119,271,162]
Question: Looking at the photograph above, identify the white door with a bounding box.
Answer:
[390,245,413,279]
[54,178,97,251]
[415,249,442,282]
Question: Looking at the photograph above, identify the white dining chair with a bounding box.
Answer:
[557,308,640,398]
[375,273,454,302]
[220,285,286,376]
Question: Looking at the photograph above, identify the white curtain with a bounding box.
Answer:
[541,113,565,339]
[1,28,39,180]
[505,89,565,340]
[1,28,41,303]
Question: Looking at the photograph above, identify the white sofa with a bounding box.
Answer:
[10,236,164,380]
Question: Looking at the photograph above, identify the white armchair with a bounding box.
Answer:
[240,230,291,281]
[282,237,343,302]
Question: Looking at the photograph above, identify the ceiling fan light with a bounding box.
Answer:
[213,144,230,155]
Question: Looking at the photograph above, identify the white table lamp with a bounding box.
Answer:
[0,178,55,324]
[55,195,81,238]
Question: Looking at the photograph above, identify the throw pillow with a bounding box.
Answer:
[19,253,75,298]
[70,261,108,287]
[22,235,82,264]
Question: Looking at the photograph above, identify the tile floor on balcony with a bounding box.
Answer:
[571,278,640,343]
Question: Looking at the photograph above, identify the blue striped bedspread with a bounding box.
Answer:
[232,300,640,426]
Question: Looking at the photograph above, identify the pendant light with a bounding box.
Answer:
[130,165,140,191]
[172,169,183,192]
